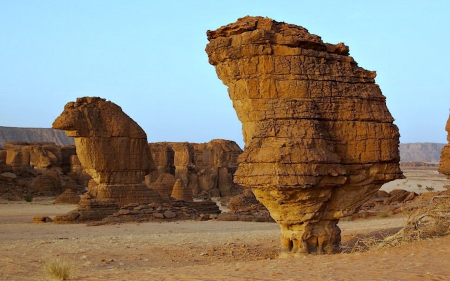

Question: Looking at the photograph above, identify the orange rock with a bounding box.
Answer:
[55,189,80,204]
[439,116,450,177]
[206,16,403,255]
[171,179,193,202]
[52,97,162,223]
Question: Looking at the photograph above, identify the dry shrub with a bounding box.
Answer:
[45,259,73,281]
[345,196,450,253]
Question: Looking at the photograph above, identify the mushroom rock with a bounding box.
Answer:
[439,115,450,178]
[206,16,403,255]
[52,97,161,207]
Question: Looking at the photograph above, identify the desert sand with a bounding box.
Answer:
[381,166,448,194]
[0,196,449,281]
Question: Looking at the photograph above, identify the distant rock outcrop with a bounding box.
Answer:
[0,126,74,149]
[148,140,242,198]
[400,143,445,163]
[0,141,85,199]
[206,16,403,255]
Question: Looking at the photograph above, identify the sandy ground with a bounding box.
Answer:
[381,166,448,194]
[0,200,449,281]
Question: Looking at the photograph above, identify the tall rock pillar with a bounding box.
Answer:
[206,16,403,255]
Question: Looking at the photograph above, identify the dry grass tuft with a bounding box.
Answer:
[344,196,450,253]
[45,259,74,281]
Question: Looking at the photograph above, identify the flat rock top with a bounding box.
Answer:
[207,16,349,55]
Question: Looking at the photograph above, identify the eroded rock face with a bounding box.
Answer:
[206,16,403,255]
[148,139,242,197]
[439,116,450,178]
[52,97,160,207]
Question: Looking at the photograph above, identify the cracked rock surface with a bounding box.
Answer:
[206,16,403,255]
[53,97,161,221]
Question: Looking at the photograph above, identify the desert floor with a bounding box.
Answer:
[1,165,450,281]
[0,201,449,281]
[381,166,448,194]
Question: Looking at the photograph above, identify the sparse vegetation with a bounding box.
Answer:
[426,186,435,192]
[24,195,33,202]
[417,184,422,189]
[444,185,450,190]
[378,211,391,218]
[45,259,73,281]
[344,196,450,253]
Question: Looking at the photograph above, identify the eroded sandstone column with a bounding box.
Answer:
[206,16,403,255]
[53,97,161,207]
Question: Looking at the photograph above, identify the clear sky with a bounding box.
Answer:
[1,1,449,148]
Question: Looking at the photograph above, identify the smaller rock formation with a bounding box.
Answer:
[439,116,450,178]
[54,193,120,223]
[102,201,199,223]
[0,142,85,199]
[52,97,161,207]
[218,189,273,222]
[148,140,242,197]
[55,189,81,204]
[146,173,176,199]
[171,179,193,202]
[52,97,162,222]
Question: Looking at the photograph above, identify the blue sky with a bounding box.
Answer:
[0,1,449,148]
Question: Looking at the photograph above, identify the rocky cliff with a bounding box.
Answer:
[400,143,445,163]
[0,126,74,148]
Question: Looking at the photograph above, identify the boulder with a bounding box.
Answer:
[206,16,403,255]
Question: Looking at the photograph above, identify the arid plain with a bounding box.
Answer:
[1,165,449,281]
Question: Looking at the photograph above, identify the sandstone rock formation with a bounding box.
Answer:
[171,179,193,202]
[0,142,85,199]
[52,97,162,210]
[439,116,450,178]
[55,189,81,204]
[148,140,242,197]
[218,189,273,222]
[206,16,403,255]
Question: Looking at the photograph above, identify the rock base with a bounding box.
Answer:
[279,220,341,257]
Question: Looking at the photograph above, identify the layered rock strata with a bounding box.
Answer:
[0,142,85,199]
[148,140,242,197]
[171,179,193,202]
[52,97,161,211]
[439,116,450,178]
[206,16,403,255]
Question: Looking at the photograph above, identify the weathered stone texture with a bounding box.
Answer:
[206,16,403,255]
[171,179,193,202]
[439,116,450,178]
[52,97,161,221]
[148,139,242,197]
[55,189,81,204]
